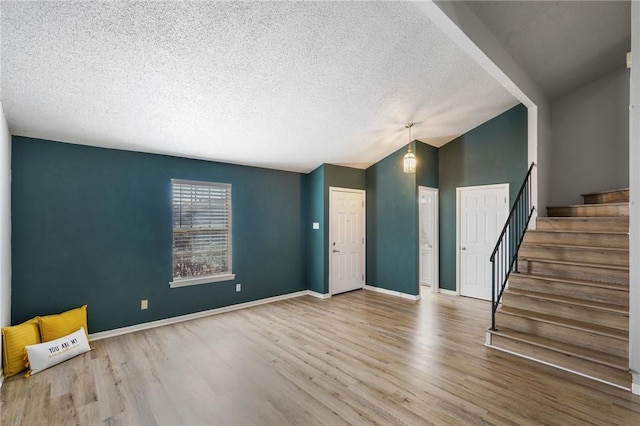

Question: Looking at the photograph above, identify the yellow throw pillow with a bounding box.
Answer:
[2,317,41,377]
[39,305,88,342]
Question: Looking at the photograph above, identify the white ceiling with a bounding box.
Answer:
[2,1,629,173]
[0,1,519,173]
[466,0,631,101]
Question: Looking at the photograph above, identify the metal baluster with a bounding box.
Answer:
[489,163,535,332]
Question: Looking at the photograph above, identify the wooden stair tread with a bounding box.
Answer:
[547,202,629,209]
[535,217,629,230]
[506,288,628,314]
[497,193,631,388]
[523,231,630,249]
[521,242,628,252]
[511,272,629,292]
[489,327,628,370]
[518,256,629,271]
[547,203,629,218]
[581,188,629,197]
[528,229,629,235]
[537,216,628,220]
[536,217,629,225]
[499,306,628,340]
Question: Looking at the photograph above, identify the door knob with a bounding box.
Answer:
[461,247,466,251]
[332,249,341,253]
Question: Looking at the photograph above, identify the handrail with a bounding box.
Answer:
[490,162,536,331]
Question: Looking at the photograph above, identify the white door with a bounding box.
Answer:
[457,184,509,301]
[419,187,438,290]
[330,188,365,295]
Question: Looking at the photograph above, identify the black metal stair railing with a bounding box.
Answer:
[490,162,536,331]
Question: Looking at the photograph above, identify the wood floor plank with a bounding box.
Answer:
[2,289,640,425]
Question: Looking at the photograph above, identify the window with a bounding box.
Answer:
[170,179,234,288]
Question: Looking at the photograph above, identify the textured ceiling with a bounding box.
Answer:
[466,0,631,101]
[0,1,519,173]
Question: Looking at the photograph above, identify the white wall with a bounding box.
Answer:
[0,102,11,379]
[629,0,640,396]
[550,67,630,206]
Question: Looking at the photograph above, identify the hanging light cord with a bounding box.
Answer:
[406,123,414,151]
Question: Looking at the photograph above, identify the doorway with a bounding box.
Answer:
[419,186,439,292]
[457,184,509,301]
[329,187,366,295]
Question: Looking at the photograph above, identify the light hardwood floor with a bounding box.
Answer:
[2,289,640,425]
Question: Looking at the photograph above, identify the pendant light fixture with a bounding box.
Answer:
[403,123,416,174]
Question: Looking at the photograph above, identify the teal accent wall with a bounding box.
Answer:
[12,137,305,332]
[305,164,366,295]
[305,165,324,294]
[10,105,527,332]
[366,145,419,296]
[438,104,528,291]
[324,164,367,192]
[416,142,439,188]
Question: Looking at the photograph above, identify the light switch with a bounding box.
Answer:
[312,222,320,230]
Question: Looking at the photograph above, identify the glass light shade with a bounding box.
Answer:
[403,151,416,173]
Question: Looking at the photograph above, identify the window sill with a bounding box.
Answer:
[170,274,236,288]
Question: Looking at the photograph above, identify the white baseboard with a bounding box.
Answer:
[437,288,458,296]
[632,373,640,395]
[364,285,420,301]
[307,290,331,299]
[89,290,310,342]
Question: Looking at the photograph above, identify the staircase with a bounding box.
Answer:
[487,189,631,389]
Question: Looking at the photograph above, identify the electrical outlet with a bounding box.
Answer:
[236,283,241,292]
[141,299,148,310]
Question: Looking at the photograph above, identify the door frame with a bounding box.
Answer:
[456,183,509,297]
[418,186,439,294]
[328,187,366,295]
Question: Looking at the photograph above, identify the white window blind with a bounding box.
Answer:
[172,179,232,282]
